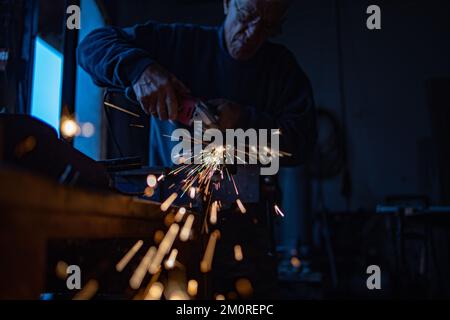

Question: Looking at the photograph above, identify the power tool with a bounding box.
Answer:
[122,87,219,129]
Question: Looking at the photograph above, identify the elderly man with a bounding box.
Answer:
[78,0,316,298]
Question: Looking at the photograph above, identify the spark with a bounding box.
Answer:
[161,193,178,212]
[180,215,195,242]
[149,224,180,274]
[210,201,218,225]
[236,199,247,214]
[144,282,164,300]
[229,171,240,195]
[291,257,302,269]
[235,278,253,298]
[200,230,220,273]
[189,187,196,199]
[104,101,140,118]
[116,240,144,272]
[175,207,187,223]
[146,175,158,188]
[216,294,226,300]
[142,269,163,300]
[130,246,157,289]
[130,124,145,128]
[188,280,198,297]
[165,249,179,269]
[55,261,69,280]
[234,245,244,262]
[144,187,155,198]
[274,204,285,217]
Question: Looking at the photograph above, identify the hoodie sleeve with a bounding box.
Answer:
[77,21,168,89]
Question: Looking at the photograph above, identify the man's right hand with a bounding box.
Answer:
[133,64,190,121]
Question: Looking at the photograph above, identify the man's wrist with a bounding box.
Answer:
[130,58,155,86]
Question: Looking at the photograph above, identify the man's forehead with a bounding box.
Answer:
[239,0,289,20]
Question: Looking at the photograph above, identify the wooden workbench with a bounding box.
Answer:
[0,167,198,299]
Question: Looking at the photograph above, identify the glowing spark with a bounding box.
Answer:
[180,215,195,242]
[187,280,198,297]
[175,207,187,223]
[234,245,244,262]
[165,249,178,269]
[116,240,144,272]
[130,246,157,289]
[149,224,180,274]
[274,205,285,217]
[236,199,247,214]
[200,230,220,273]
[291,257,302,269]
[189,187,196,199]
[144,282,164,300]
[157,174,165,182]
[104,101,140,118]
[230,174,240,196]
[130,124,145,129]
[210,201,218,225]
[146,175,158,188]
[235,278,254,298]
[144,187,154,198]
[216,294,226,300]
[73,280,99,300]
[55,261,69,280]
[161,193,178,212]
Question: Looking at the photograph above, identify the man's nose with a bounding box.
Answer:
[245,22,264,42]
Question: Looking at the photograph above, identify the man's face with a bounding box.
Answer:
[223,0,288,61]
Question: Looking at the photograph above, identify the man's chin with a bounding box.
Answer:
[230,48,257,61]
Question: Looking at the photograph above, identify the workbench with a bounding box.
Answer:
[0,167,201,299]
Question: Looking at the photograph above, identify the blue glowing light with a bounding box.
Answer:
[30,37,64,133]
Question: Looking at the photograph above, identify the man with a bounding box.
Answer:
[78,0,317,298]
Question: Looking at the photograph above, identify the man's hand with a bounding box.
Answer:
[133,64,190,121]
[208,99,247,130]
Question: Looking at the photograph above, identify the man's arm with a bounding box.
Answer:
[77,22,189,120]
[77,24,155,88]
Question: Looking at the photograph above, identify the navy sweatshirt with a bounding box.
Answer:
[77,21,317,167]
